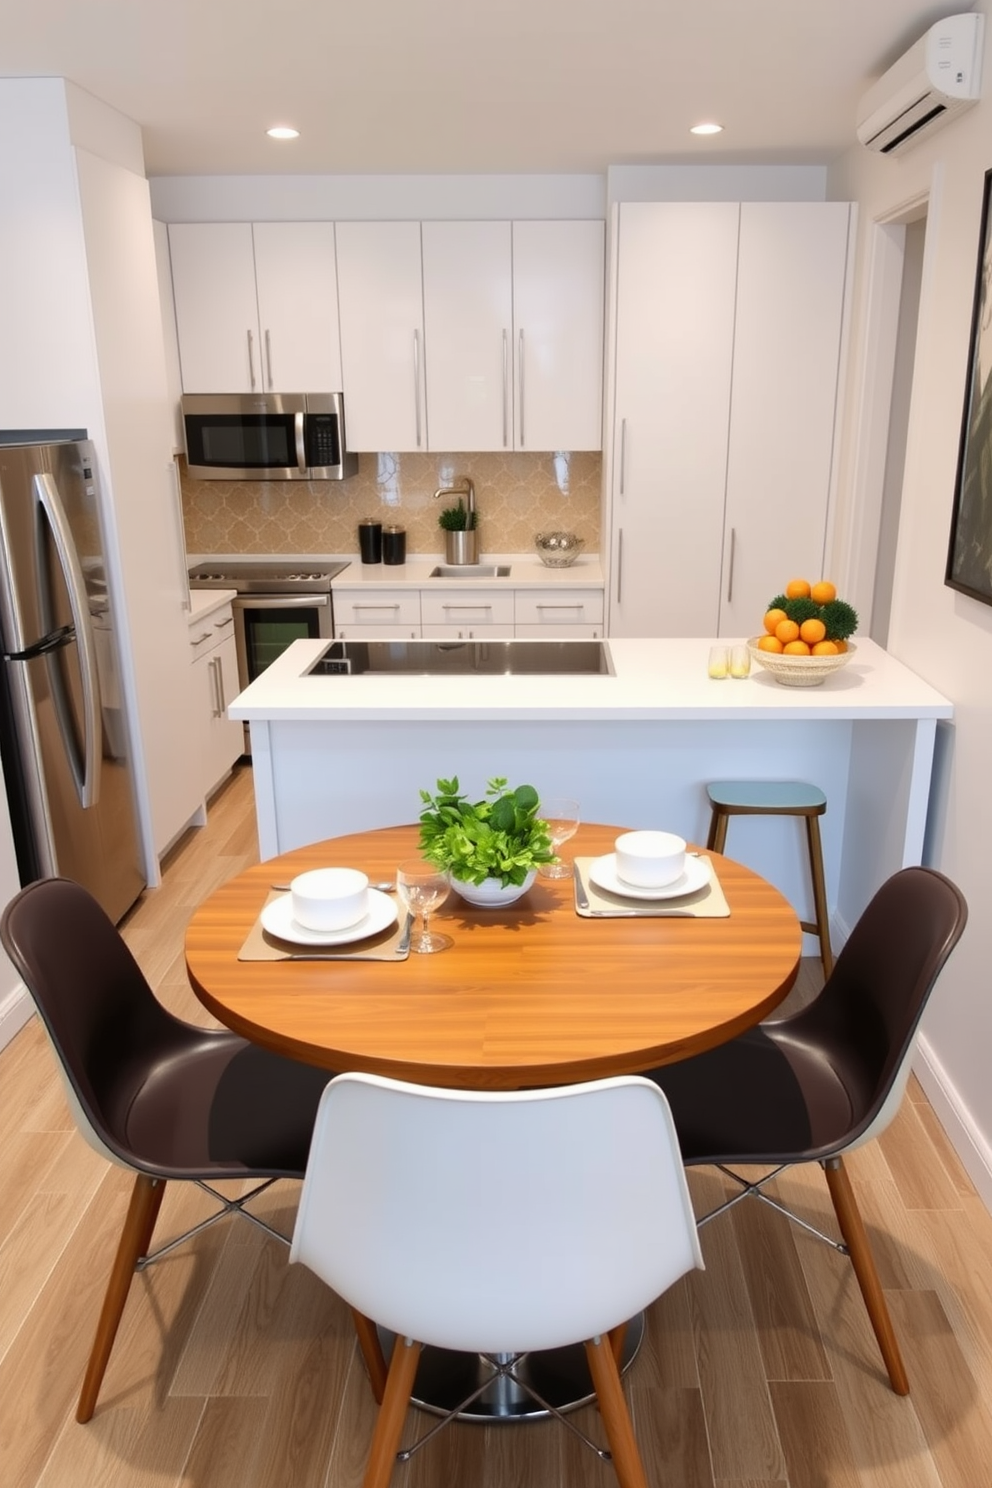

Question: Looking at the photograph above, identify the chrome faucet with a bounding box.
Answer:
[433,476,476,526]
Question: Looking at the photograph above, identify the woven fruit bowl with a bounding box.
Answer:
[747,638,856,687]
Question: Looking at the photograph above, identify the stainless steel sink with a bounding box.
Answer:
[428,564,511,579]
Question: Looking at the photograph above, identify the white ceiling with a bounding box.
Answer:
[0,1,968,177]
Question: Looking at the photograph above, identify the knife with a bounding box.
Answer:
[573,862,590,910]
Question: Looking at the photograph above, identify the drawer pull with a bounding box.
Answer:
[441,604,492,612]
[191,629,213,645]
[535,604,583,611]
[352,603,401,612]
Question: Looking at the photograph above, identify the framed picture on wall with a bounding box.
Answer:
[946,167,992,607]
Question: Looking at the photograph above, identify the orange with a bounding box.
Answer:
[763,607,788,635]
[785,578,811,599]
[774,618,800,644]
[812,640,839,655]
[833,639,847,652]
[810,580,836,604]
[757,635,784,653]
[799,617,826,644]
[783,639,811,655]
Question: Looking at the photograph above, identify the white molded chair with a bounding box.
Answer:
[290,1072,703,1488]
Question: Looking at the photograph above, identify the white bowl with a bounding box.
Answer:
[290,867,369,931]
[451,870,537,907]
[614,831,687,889]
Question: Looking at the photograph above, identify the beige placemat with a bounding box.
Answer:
[573,855,730,918]
[238,892,412,962]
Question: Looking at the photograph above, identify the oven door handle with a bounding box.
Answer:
[231,594,330,611]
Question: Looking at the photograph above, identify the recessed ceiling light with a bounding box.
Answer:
[267,126,300,140]
[690,122,723,136]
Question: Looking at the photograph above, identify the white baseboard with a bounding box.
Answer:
[915,1032,992,1215]
[0,981,33,1052]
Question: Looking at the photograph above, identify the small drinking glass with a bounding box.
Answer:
[396,859,452,954]
[538,797,580,879]
[729,643,751,679]
[707,645,729,679]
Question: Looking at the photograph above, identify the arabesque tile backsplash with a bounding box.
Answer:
[181,450,602,556]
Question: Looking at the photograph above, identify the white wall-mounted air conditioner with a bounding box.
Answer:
[857,12,984,155]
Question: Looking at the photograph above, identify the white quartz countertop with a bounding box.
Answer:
[188,588,236,621]
[331,556,604,588]
[229,636,953,724]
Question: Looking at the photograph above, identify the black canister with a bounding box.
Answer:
[382,524,406,565]
[358,518,382,564]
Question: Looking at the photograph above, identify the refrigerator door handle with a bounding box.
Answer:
[32,472,102,810]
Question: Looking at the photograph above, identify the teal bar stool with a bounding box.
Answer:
[705,780,834,978]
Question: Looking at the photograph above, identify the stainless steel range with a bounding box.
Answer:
[188,560,351,752]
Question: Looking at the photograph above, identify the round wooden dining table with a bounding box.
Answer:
[185,822,802,1090]
[185,821,801,1421]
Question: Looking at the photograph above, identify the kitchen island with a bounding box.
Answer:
[232,636,952,949]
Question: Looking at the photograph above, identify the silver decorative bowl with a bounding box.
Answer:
[534,531,585,568]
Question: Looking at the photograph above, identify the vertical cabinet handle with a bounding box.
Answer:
[616,528,624,606]
[413,329,423,448]
[518,329,526,448]
[210,655,226,718]
[264,329,273,389]
[247,329,257,389]
[619,418,628,496]
[502,329,509,448]
[726,528,736,604]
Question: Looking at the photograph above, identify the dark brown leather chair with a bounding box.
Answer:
[0,876,332,1423]
[645,866,967,1396]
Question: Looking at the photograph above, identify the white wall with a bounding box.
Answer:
[828,0,992,1206]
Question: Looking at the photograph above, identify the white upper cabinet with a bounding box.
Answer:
[609,203,740,637]
[422,221,513,452]
[607,200,852,639]
[512,220,605,452]
[167,222,342,393]
[336,221,427,453]
[718,202,852,636]
[421,219,605,453]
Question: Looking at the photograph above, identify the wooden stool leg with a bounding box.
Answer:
[805,814,834,978]
[707,808,729,853]
[77,1172,166,1422]
[584,1336,649,1488]
[823,1157,909,1395]
[352,1310,390,1403]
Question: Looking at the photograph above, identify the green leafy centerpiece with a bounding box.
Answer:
[418,776,555,905]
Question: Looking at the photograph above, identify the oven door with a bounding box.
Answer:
[232,594,333,753]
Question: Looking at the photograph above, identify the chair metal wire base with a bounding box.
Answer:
[136,1177,291,1270]
[697,1163,850,1255]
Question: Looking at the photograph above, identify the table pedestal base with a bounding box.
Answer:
[378,1313,644,1422]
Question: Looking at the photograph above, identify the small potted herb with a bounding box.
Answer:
[418,776,554,905]
[437,500,479,564]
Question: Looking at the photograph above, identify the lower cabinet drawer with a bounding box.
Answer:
[420,589,515,627]
[514,589,605,627]
[515,623,602,638]
[422,623,516,640]
[333,588,422,628]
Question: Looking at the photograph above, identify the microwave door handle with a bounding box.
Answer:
[295,411,307,473]
[32,472,101,809]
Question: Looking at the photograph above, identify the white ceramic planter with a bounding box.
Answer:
[451,870,537,907]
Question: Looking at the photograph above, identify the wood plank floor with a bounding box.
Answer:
[2,761,992,1487]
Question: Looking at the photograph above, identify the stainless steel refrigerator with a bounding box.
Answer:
[0,436,145,923]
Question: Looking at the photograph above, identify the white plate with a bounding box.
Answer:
[260,889,397,946]
[588,853,711,902]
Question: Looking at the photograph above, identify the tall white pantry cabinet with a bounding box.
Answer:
[607,201,853,637]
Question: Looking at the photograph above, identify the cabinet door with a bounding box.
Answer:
[168,223,261,392]
[422,221,512,452]
[512,221,605,452]
[609,203,739,637]
[252,223,342,391]
[194,628,244,798]
[336,222,426,452]
[718,203,852,636]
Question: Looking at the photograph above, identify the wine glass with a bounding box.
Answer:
[396,859,452,953]
[537,797,580,879]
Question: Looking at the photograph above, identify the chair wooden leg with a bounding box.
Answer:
[351,1308,390,1403]
[823,1156,909,1395]
[584,1336,649,1488]
[608,1320,627,1368]
[77,1173,166,1423]
[706,808,728,853]
[362,1335,421,1488]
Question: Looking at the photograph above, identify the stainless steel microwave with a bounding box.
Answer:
[181,392,358,480]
